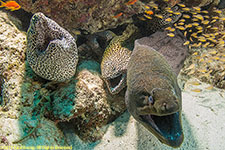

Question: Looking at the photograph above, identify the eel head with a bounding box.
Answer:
[125,87,183,147]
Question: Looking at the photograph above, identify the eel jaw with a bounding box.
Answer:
[139,111,183,148]
[105,73,127,95]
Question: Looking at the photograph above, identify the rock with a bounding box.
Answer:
[135,30,189,75]
[49,60,126,142]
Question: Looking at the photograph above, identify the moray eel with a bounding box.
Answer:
[125,44,183,147]
[101,24,138,95]
[27,12,78,81]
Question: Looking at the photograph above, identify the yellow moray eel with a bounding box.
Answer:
[125,44,183,147]
[101,24,138,95]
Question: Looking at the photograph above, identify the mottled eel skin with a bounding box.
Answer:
[27,12,78,81]
[125,44,183,147]
[101,24,138,95]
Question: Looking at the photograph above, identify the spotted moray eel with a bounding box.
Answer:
[27,12,78,81]
[101,24,138,95]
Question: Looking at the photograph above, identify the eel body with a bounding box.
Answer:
[101,24,138,94]
[125,44,183,147]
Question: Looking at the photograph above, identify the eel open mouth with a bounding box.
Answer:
[140,111,183,147]
[106,74,126,94]
[109,74,123,88]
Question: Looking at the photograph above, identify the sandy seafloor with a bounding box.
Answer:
[62,78,225,150]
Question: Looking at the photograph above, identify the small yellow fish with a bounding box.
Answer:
[202,42,210,48]
[191,89,202,92]
[166,9,173,13]
[192,22,199,26]
[212,16,219,19]
[220,17,225,21]
[196,26,203,30]
[167,33,175,37]
[199,69,207,73]
[186,63,195,70]
[211,27,219,31]
[201,10,208,14]
[183,14,190,19]
[189,81,201,85]
[149,2,158,9]
[192,52,198,55]
[177,3,186,7]
[176,26,185,30]
[209,50,217,55]
[196,42,202,47]
[173,11,181,15]
[144,5,150,9]
[143,14,152,19]
[165,18,172,22]
[185,24,192,28]
[209,43,215,47]
[182,7,190,11]
[211,19,217,23]
[165,27,175,32]
[206,25,212,28]
[155,14,163,19]
[178,22,184,25]
[192,18,199,22]
[193,6,201,11]
[213,9,222,14]
[202,20,209,25]
[198,37,206,42]
[204,15,210,19]
[191,32,197,37]
[183,41,190,45]
[179,19,185,22]
[193,14,204,21]
[205,85,213,90]
[184,31,187,37]
[197,30,203,34]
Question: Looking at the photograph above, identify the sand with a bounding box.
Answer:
[65,77,225,150]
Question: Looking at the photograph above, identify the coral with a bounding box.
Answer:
[26,12,78,82]
[184,0,219,7]
[181,47,225,89]
[19,0,144,34]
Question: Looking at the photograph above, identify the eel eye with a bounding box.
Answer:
[148,96,154,104]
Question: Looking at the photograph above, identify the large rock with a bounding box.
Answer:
[0,10,67,146]
[135,30,189,75]
[49,60,126,142]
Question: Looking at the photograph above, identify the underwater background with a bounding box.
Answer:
[0,0,225,149]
